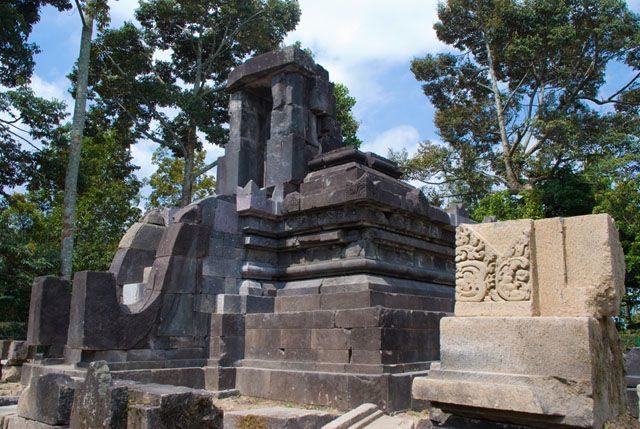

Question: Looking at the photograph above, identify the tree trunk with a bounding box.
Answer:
[60,13,93,279]
[485,40,522,193]
[179,126,197,207]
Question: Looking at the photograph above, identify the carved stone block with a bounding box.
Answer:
[454,214,625,317]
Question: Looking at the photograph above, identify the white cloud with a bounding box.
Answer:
[30,74,73,111]
[361,125,420,158]
[286,1,444,66]
[285,1,444,138]
[108,0,139,25]
[130,138,157,180]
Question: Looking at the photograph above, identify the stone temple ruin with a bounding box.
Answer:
[0,47,631,428]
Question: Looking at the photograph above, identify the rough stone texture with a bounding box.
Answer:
[26,277,70,348]
[414,214,628,429]
[1,413,67,429]
[322,403,379,429]
[6,341,29,366]
[22,47,460,421]
[455,215,625,318]
[17,373,75,425]
[223,407,336,429]
[69,361,128,429]
[126,383,223,429]
[624,348,640,418]
[1,366,21,383]
[217,47,343,196]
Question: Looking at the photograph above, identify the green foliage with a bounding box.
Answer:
[0,323,27,340]
[594,178,640,326]
[290,44,362,148]
[0,0,72,87]
[88,0,301,205]
[334,83,362,148]
[471,189,544,221]
[406,0,640,204]
[146,147,216,209]
[0,194,57,324]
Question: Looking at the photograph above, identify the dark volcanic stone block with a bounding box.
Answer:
[109,247,156,285]
[18,373,75,425]
[7,340,29,365]
[204,366,236,390]
[245,311,335,330]
[67,271,162,350]
[153,256,200,294]
[265,133,307,187]
[70,361,128,429]
[210,314,245,337]
[158,293,209,337]
[310,328,350,350]
[27,276,70,347]
[155,223,208,258]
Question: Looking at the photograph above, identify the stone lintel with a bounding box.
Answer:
[227,46,317,90]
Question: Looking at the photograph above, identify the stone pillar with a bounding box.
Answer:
[412,214,627,428]
[217,90,267,195]
[265,72,307,188]
[26,277,70,358]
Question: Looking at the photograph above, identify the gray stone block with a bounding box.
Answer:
[210,314,245,337]
[27,276,70,347]
[158,293,209,337]
[216,294,242,314]
[223,407,336,429]
[69,361,128,429]
[18,373,75,425]
[155,223,208,258]
[117,222,164,251]
[109,247,155,285]
[67,271,162,350]
[7,341,29,365]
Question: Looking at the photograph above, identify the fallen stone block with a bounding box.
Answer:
[6,341,29,366]
[224,407,336,429]
[126,383,223,428]
[18,373,75,426]
[1,366,21,383]
[69,361,128,429]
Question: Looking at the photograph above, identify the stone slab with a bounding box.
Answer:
[413,316,626,428]
[27,277,70,347]
[455,214,625,318]
[18,373,75,426]
[223,407,336,429]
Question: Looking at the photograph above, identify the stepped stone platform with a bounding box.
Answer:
[17,46,464,427]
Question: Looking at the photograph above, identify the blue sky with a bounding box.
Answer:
[25,0,640,193]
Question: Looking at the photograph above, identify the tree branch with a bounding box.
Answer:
[193,159,218,177]
[485,38,520,190]
[99,47,186,154]
[74,0,87,28]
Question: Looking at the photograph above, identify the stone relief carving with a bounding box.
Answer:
[455,225,531,302]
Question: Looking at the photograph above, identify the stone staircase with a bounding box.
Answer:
[322,403,420,428]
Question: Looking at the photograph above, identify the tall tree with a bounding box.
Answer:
[87,0,300,207]
[0,0,71,202]
[146,147,216,208]
[403,0,640,204]
[60,0,110,279]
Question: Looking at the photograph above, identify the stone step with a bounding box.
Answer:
[223,407,337,429]
[323,404,419,429]
[351,409,383,428]
[322,403,379,428]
